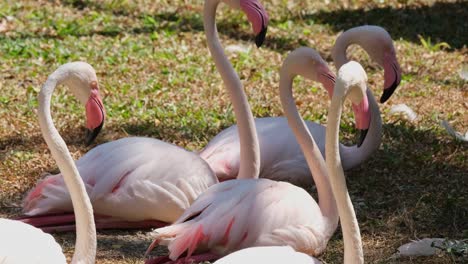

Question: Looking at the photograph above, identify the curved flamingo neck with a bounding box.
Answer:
[39,76,96,264]
[204,0,260,179]
[332,28,383,70]
[326,87,363,264]
[279,66,338,223]
[340,88,382,169]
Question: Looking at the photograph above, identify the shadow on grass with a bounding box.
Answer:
[51,230,154,260]
[0,127,94,157]
[54,0,468,52]
[345,121,467,240]
[4,1,462,59]
[307,1,467,50]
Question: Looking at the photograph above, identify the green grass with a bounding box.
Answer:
[1,0,467,263]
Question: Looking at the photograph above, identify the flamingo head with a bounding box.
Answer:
[335,61,370,147]
[84,82,105,145]
[332,25,402,104]
[366,34,402,103]
[60,62,106,145]
[316,55,370,147]
[224,0,269,47]
[349,26,402,103]
[380,49,402,103]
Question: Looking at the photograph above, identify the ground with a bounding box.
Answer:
[0,0,466,263]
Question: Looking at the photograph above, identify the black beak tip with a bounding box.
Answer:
[255,26,267,48]
[380,78,400,103]
[85,122,104,146]
[357,129,369,148]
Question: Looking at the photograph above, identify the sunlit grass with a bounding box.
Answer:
[0,0,466,263]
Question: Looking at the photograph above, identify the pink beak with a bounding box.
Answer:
[85,90,105,145]
[352,93,370,147]
[240,0,269,47]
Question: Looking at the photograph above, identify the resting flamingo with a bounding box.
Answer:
[17,0,269,232]
[0,62,97,263]
[200,25,399,186]
[211,60,370,264]
[144,44,375,262]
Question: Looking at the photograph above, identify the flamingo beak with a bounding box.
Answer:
[380,54,402,103]
[352,92,370,148]
[255,26,268,47]
[85,121,104,146]
[380,66,400,103]
[85,90,105,146]
[356,129,368,148]
[240,0,269,48]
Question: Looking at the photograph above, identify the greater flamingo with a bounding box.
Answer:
[0,62,98,263]
[324,61,369,263]
[211,60,370,264]
[144,47,356,263]
[18,0,268,232]
[199,25,399,186]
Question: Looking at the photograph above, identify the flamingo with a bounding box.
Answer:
[144,44,362,263]
[199,25,400,186]
[211,60,370,264]
[0,62,98,263]
[17,0,269,232]
[324,61,369,263]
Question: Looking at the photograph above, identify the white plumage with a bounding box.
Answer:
[0,219,66,264]
[151,179,335,259]
[213,246,321,264]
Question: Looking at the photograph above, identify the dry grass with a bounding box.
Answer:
[0,0,467,263]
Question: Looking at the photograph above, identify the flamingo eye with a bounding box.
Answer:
[90,81,99,90]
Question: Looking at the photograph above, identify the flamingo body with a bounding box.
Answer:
[213,246,321,264]
[23,137,218,224]
[0,219,66,264]
[200,117,323,185]
[151,178,336,260]
[200,117,374,186]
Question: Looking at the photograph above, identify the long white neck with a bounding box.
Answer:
[204,0,260,179]
[340,88,382,169]
[326,88,364,264]
[279,70,338,224]
[38,77,96,264]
